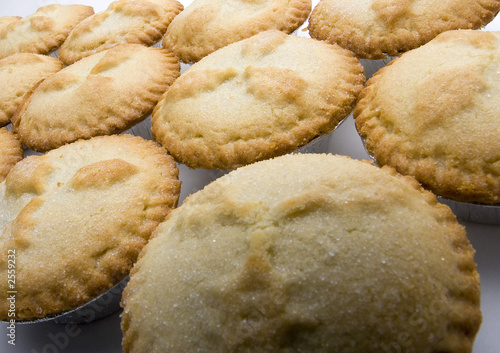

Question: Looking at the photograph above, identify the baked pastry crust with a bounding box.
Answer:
[0,17,21,31]
[0,53,63,127]
[0,134,180,321]
[0,4,94,59]
[12,44,180,152]
[308,0,500,59]
[355,30,500,204]
[162,0,312,63]
[121,153,481,353]
[0,128,22,182]
[153,30,365,169]
[58,0,183,65]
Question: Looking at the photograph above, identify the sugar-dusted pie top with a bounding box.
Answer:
[0,4,94,59]
[121,153,481,353]
[308,0,500,59]
[153,30,365,170]
[355,30,500,204]
[0,53,62,127]
[162,0,312,63]
[0,134,180,321]
[58,0,184,65]
[13,44,180,152]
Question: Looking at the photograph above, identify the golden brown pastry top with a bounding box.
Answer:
[153,30,365,169]
[13,44,180,152]
[162,0,312,63]
[355,30,500,204]
[0,4,94,59]
[0,134,180,321]
[58,0,183,65]
[121,153,481,353]
[0,53,62,126]
[308,0,500,59]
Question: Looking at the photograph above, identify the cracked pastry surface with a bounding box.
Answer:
[152,30,365,170]
[0,134,180,321]
[58,0,183,65]
[12,44,180,152]
[355,30,500,204]
[0,128,22,183]
[0,4,94,59]
[121,153,481,353]
[0,53,63,127]
[162,0,312,63]
[308,0,500,59]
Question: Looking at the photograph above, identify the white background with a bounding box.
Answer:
[1,1,499,352]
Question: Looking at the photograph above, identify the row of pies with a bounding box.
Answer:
[0,1,499,352]
[2,0,499,62]
[0,0,499,204]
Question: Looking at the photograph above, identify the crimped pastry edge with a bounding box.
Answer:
[353,31,500,204]
[0,128,23,182]
[0,134,181,321]
[0,4,94,60]
[308,0,500,59]
[162,0,312,63]
[12,44,180,152]
[58,0,184,65]
[120,153,481,353]
[153,32,365,170]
